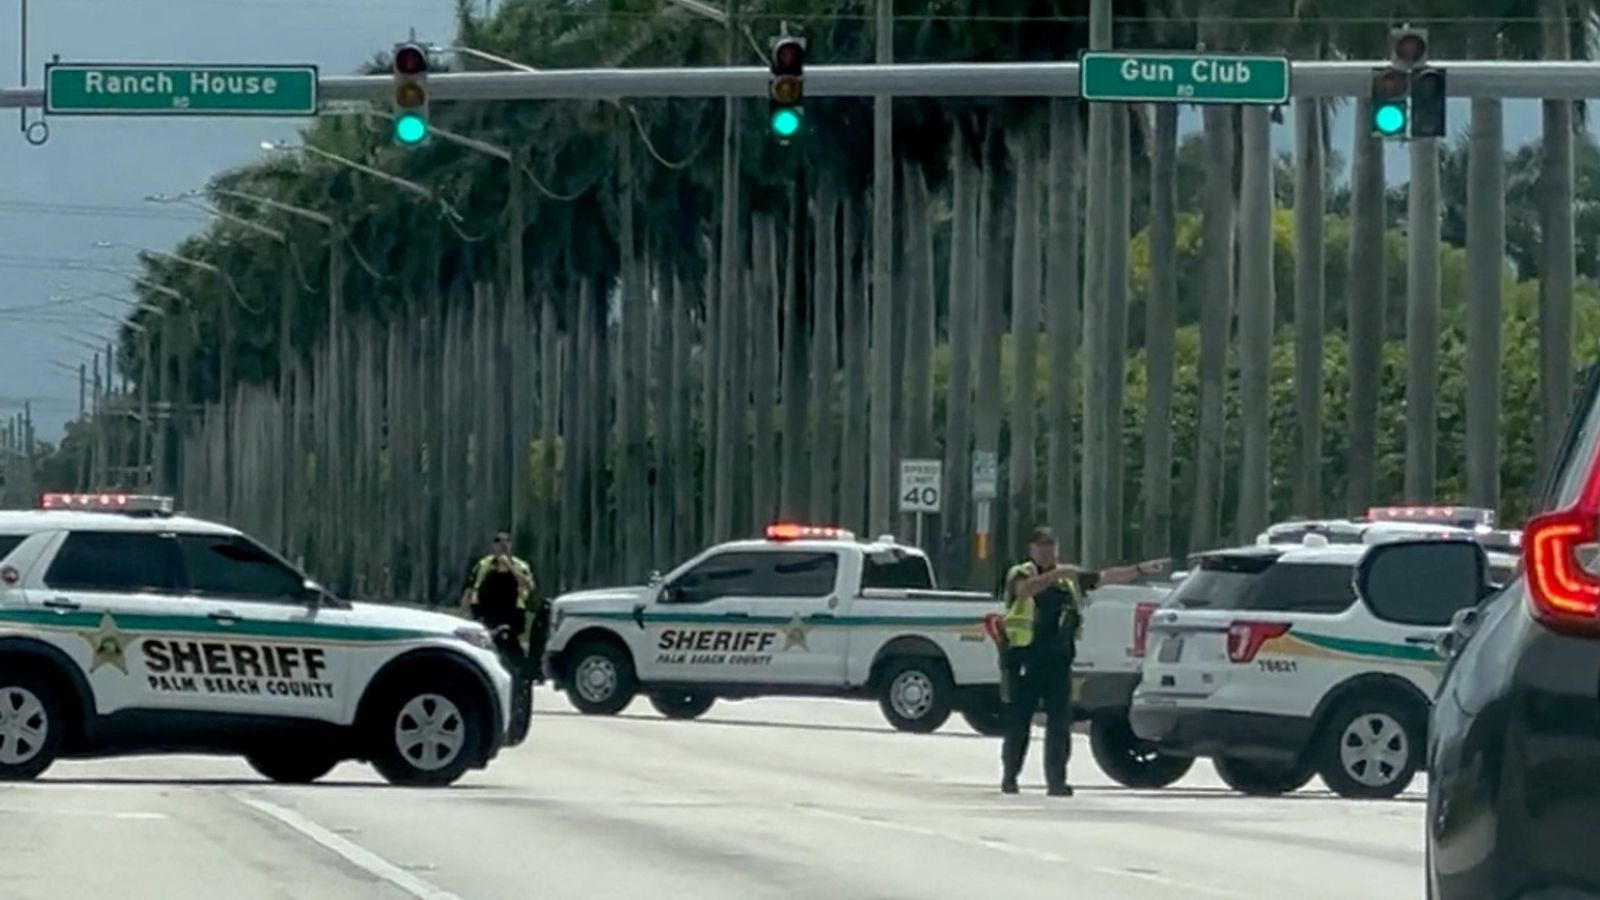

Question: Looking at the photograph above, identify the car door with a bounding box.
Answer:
[643,551,776,683]
[734,549,848,686]
[1352,543,1484,697]
[171,532,349,723]
[31,530,192,715]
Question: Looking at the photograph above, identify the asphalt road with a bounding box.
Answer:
[0,690,1423,899]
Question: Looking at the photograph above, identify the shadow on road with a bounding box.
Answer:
[538,707,992,739]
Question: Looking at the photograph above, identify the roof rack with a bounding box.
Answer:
[38,493,175,517]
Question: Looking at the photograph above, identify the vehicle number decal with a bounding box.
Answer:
[1257,658,1297,673]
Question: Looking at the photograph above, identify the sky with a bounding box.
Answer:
[0,1,1568,440]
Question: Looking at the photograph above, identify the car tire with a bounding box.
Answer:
[506,677,533,747]
[877,657,954,733]
[246,748,340,785]
[1213,755,1314,796]
[368,674,486,788]
[1315,696,1423,800]
[565,640,637,716]
[959,692,1007,736]
[0,670,63,782]
[1089,714,1194,789]
[648,690,716,720]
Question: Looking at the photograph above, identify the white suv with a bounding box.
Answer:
[0,493,519,786]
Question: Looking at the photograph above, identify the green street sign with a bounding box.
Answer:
[1079,52,1290,104]
[45,63,319,116]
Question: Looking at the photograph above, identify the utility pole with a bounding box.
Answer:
[868,0,894,536]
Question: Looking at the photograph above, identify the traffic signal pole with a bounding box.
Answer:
[4,59,1599,109]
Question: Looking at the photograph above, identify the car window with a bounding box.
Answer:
[176,534,304,601]
[0,535,23,563]
[861,549,935,590]
[1545,360,1600,508]
[1362,542,1484,626]
[1241,562,1356,614]
[671,551,839,603]
[44,532,181,593]
[1169,554,1277,609]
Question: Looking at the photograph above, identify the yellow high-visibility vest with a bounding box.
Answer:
[470,555,535,609]
[1002,561,1083,648]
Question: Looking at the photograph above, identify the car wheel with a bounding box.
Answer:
[877,657,954,733]
[369,676,486,788]
[1315,696,1422,800]
[565,641,637,716]
[1089,714,1194,789]
[246,749,340,785]
[0,672,63,782]
[506,677,533,747]
[1213,755,1314,796]
[648,690,716,720]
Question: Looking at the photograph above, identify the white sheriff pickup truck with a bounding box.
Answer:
[542,523,1195,788]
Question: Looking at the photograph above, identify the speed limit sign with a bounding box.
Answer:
[898,459,943,514]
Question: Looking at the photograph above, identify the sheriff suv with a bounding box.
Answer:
[0,493,519,786]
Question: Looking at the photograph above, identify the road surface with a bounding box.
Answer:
[0,690,1422,899]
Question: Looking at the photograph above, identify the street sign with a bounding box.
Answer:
[899,459,943,514]
[1079,51,1290,105]
[972,451,998,502]
[45,63,319,116]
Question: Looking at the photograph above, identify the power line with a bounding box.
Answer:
[0,200,206,222]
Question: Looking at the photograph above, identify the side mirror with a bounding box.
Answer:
[299,579,326,606]
[1356,538,1490,626]
[648,570,663,586]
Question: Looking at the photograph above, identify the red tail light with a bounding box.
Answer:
[1226,621,1291,663]
[1130,602,1157,656]
[1523,420,1600,634]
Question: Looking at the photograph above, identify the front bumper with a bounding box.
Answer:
[1129,699,1314,763]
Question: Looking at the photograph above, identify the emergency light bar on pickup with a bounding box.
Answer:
[1366,505,1495,529]
[38,493,175,514]
[765,523,855,541]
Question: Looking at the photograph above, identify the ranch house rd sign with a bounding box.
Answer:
[44,63,319,116]
[1078,51,1290,105]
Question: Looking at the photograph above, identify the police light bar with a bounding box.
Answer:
[39,493,175,514]
[765,523,855,541]
[1366,505,1495,529]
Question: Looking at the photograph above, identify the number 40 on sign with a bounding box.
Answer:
[899,459,943,514]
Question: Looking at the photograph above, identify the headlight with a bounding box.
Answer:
[454,625,493,650]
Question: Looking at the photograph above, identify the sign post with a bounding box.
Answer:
[1078,52,1290,104]
[44,63,319,116]
[898,459,943,548]
[971,450,999,561]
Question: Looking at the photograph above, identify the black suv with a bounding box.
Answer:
[1368,367,1600,898]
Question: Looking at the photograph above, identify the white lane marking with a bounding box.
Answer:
[236,796,465,900]
[792,803,1244,898]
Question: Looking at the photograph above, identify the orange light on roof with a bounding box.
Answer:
[765,523,855,541]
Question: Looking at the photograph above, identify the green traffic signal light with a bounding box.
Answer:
[395,113,428,145]
[770,108,802,138]
[1373,103,1406,136]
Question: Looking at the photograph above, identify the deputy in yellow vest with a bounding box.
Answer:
[1000,526,1168,796]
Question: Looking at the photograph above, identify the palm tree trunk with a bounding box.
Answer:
[811,177,841,519]
[1142,103,1176,557]
[841,202,870,533]
[1237,105,1274,539]
[1405,134,1442,501]
[1008,131,1042,553]
[1292,96,1325,516]
[618,129,649,576]
[1346,97,1386,512]
[1105,104,1131,560]
[1465,98,1505,509]
[1539,0,1575,480]
[973,136,1008,580]
[1081,0,1112,565]
[669,269,694,563]
[903,161,937,468]
[943,138,979,584]
[868,0,895,537]
[651,251,674,567]
[1189,104,1235,552]
[751,216,780,528]
[1046,100,1083,560]
[780,189,811,522]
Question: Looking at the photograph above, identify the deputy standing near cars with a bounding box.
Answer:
[1000,526,1167,796]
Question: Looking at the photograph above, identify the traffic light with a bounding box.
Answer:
[769,36,806,142]
[1409,66,1447,138]
[391,42,429,145]
[1370,66,1408,138]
